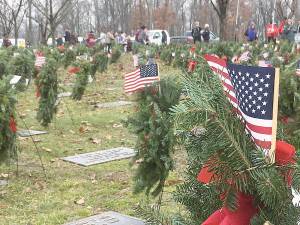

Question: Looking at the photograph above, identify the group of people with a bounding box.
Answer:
[244,18,300,43]
[191,21,211,43]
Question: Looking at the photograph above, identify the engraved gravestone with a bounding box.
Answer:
[62,147,135,166]
[63,211,144,225]
[17,130,48,137]
[95,101,133,109]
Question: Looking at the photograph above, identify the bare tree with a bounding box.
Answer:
[0,0,26,46]
[32,0,74,45]
[210,0,231,40]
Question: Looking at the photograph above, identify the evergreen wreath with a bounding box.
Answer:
[71,60,91,101]
[63,48,76,68]
[0,78,17,163]
[172,58,300,225]
[90,52,108,78]
[36,58,58,127]
[125,76,181,197]
[0,50,10,79]
[110,46,122,64]
[9,52,35,91]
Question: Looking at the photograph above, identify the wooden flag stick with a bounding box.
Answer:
[269,68,280,163]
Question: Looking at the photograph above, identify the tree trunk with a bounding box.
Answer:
[27,0,33,44]
[14,18,18,47]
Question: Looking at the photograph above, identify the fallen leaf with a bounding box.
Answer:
[105,135,112,140]
[75,197,85,205]
[34,181,47,190]
[25,187,32,193]
[42,147,52,152]
[0,173,9,178]
[89,138,101,144]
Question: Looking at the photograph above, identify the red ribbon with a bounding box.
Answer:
[198,140,296,225]
[188,60,197,72]
[68,66,81,74]
[36,85,41,98]
[9,116,17,133]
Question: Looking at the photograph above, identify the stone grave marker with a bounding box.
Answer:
[63,211,144,225]
[17,130,48,137]
[62,147,135,166]
[58,92,72,98]
[95,101,133,109]
[0,180,8,186]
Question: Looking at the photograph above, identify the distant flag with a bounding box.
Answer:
[124,64,159,94]
[297,60,300,77]
[258,60,273,68]
[204,54,280,161]
[239,51,251,62]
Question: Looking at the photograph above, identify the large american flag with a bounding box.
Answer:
[204,54,277,151]
[124,64,159,94]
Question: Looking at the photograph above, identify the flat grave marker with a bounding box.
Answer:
[0,180,8,186]
[63,211,144,225]
[95,101,133,109]
[17,130,48,137]
[62,147,135,166]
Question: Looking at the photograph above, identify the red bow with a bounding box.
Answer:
[198,140,296,225]
[9,116,17,133]
[188,60,197,72]
[68,66,81,74]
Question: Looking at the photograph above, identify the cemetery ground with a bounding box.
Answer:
[0,55,184,225]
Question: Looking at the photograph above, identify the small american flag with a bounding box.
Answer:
[258,60,272,68]
[35,55,46,68]
[204,54,278,152]
[239,51,251,62]
[124,64,159,94]
[297,60,300,77]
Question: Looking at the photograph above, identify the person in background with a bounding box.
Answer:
[244,22,258,42]
[266,20,278,44]
[191,21,202,43]
[282,19,296,42]
[137,25,148,44]
[2,34,12,48]
[202,24,210,43]
[126,36,132,52]
[278,17,287,35]
[64,29,71,44]
[106,31,115,53]
[56,35,63,46]
[162,30,167,45]
[297,20,300,33]
[70,33,78,45]
[86,31,96,48]
[99,32,107,45]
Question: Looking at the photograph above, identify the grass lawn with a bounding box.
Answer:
[0,54,185,225]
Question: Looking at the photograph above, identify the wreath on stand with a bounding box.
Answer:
[125,76,182,197]
[0,78,17,163]
[36,58,58,127]
[9,52,35,91]
[71,60,91,101]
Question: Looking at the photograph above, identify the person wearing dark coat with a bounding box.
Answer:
[192,21,202,43]
[202,24,210,43]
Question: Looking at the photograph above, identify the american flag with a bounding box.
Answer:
[258,60,272,68]
[35,55,46,68]
[204,54,277,151]
[124,64,159,94]
[239,51,251,62]
[297,60,300,77]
